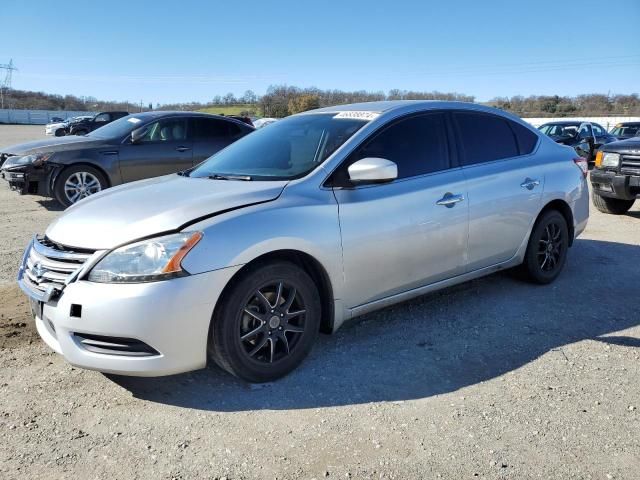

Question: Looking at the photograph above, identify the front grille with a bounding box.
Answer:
[22,236,95,296]
[620,154,640,176]
[73,333,160,357]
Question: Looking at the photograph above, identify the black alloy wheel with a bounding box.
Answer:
[210,261,321,382]
[521,210,569,284]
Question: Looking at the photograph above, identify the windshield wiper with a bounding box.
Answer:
[208,174,252,181]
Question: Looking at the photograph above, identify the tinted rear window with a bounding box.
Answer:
[454,112,519,165]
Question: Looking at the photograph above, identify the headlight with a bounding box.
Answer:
[3,152,53,168]
[88,232,203,283]
[601,152,620,168]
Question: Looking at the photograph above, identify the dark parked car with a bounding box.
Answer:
[609,122,640,141]
[66,111,130,136]
[537,121,617,162]
[590,138,640,214]
[0,112,254,206]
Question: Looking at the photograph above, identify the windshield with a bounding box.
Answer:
[189,113,368,180]
[87,115,144,139]
[611,125,640,137]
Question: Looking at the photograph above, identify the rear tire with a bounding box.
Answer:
[53,165,107,207]
[520,210,569,284]
[591,191,634,215]
[209,261,321,383]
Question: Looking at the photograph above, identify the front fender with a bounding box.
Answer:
[181,186,344,301]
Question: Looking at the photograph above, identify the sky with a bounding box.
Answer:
[2,0,640,105]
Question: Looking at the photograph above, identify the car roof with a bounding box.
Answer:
[304,100,531,125]
[311,100,487,114]
[616,122,640,126]
[124,111,254,127]
[540,120,582,126]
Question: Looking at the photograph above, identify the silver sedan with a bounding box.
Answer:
[17,101,589,382]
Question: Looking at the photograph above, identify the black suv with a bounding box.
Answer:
[590,138,640,214]
[66,111,130,135]
[538,121,617,162]
[0,112,254,206]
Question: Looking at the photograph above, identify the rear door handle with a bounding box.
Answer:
[436,192,465,208]
[176,146,191,152]
[520,178,540,190]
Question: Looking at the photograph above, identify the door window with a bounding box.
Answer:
[335,113,450,183]
[591,124,606,136]
[578,124,594,139]
[509,120,538,155]
[454,112,519,165]
[94,113,110,123]
[137,118,188,143]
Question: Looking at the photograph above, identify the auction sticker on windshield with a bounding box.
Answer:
[333,111,380,121]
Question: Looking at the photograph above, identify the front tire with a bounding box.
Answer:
[209,261,321,383]
[53,165,107,207]
[520,210,569,284]
[591,191,634,215]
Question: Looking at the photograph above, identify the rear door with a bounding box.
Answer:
[453,111,543,271]
[118,117,193,182]
[331,112,468,308]
[190,117,252,166]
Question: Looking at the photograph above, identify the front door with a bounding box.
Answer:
[119,117,193,182]
[330,112,468,308]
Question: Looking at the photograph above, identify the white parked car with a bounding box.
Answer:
[45,116,92,136]
[253,117,278,129]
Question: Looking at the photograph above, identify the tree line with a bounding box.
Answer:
[2,86,639,118]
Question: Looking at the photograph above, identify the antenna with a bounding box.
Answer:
[0,59,18,109]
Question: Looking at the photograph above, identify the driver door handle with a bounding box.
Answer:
[176,146,191,152]
[436,193,465,208]
[520,178,540,190]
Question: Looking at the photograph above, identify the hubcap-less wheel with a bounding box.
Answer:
[240,281,306,364]
[64,171,101,204]
[209,261,321,382]
[520,210,569,284]
[537,221,564,272]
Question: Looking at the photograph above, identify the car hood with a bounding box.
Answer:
[1,135,108,155]
[45,174,288,250]
[600,138,640,153]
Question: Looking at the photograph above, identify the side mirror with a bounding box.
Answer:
[348,157,397,184]
[131,126,150,144]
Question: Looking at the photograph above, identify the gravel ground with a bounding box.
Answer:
[0,125,639,479]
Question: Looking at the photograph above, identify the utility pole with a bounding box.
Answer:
[0,59,17,109]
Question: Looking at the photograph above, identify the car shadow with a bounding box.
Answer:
[36,198,65,212]
[109,238,639,411]
[625,210,640,219]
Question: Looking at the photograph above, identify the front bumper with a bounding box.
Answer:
[20,265,242,376]
[590,169,640,201]
[1,164,57,196]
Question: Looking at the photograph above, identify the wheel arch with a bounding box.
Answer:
[212,249,336,335]
[51,161,112,191]
[537,198,575,246]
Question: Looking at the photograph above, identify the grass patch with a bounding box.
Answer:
[199,104,258,116]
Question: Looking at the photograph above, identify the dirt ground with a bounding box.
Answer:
[0,125,639,479]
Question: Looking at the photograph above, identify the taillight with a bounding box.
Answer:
[573,157,588,178]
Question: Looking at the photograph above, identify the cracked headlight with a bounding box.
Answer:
[88,232,203,283]
[2,152,53,168]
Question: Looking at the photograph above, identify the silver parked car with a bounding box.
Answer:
[17,101,589,382]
